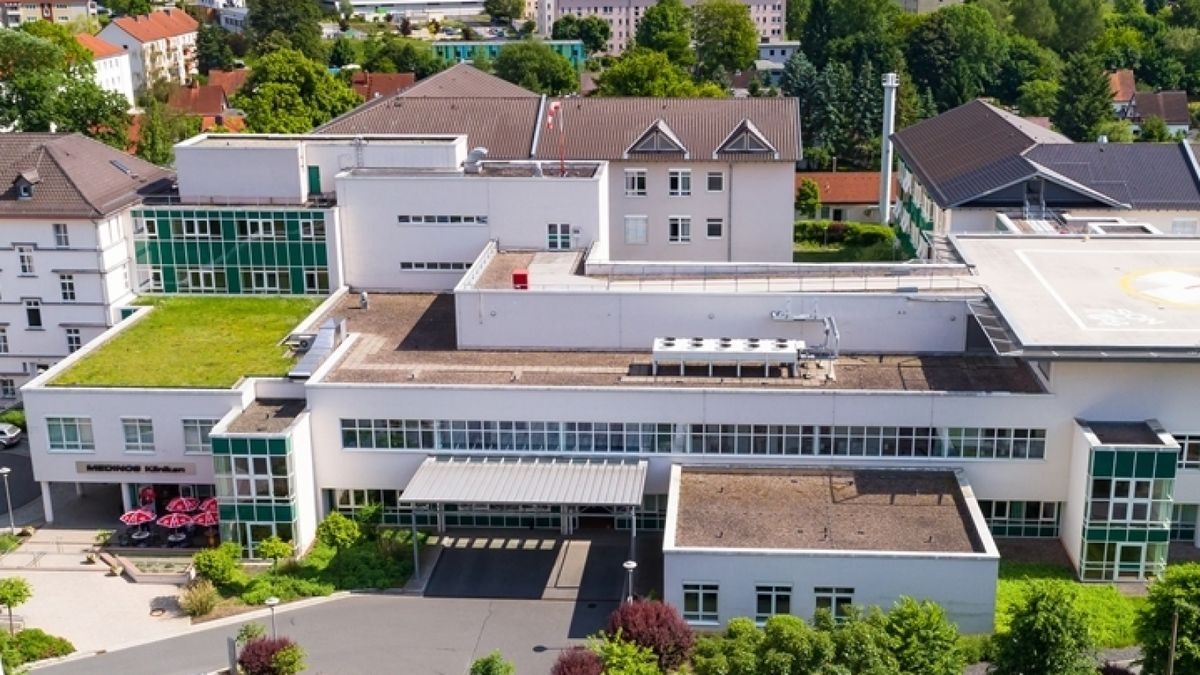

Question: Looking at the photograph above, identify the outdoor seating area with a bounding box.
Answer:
[117,496,220,551]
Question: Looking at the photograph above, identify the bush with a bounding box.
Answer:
[956,633,993,664]
[885,597,963,675]
[238,637,303,675]
[8,628,73,663]
[606,600,694,670]
[590,633,659,675]
[240,573,333,605]
[793,220,895,247]
[992,582,1095,675]
[193,542,246,589]
[0,410,24,431]
[237,622,267,645]
[0,535,19,555]
[1137,562,1200,675]
[551,646,603,675]
[313,540,407,590]
[469,650,515,675]
[315,512,361,550]
[179,579,219,617]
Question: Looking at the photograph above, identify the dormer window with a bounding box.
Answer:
[14,169,40,200]
[17,184,31,200]
[624,119,689,159]
[714,119,778,159]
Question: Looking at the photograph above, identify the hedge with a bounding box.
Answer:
[794,220,894,246]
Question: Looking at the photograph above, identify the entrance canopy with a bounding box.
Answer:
[402,457,648,507]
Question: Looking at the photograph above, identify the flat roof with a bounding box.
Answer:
[673,468,984,553]
[955,236,1200,356]
[401,457,647,506]
[344,162,599,179]
[226,399,306,434]
[53,297,323,388]
[1083,421,1170,447]
[320,294,1044,392]
[184,134,464,149]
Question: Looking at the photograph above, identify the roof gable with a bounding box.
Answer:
[1024,142,1200,210]
[75,33,124,60]
[1130,91,1190,126]
[715,118,777,159]
[207,69,250,97]
[108,9,198,43]
[625,119,688,158]
[399,63,538,98]
[1109,69,1136,103]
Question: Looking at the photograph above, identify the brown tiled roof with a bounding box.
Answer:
[75,33,124,60]
[207,68,250,97]
[168,84,227,116]
[110,9,198,43]
[1109,69,1136,103]
[317,97,541,160]
[891,99,1070,208]
[201,115,246,132]
[399,63,538,98]
[794,172,897,205]
[0,133,172,219]
[533,97,801,162]
[1131,91,1190,126]
[351,71,417,100]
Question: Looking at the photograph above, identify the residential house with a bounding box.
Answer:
[218,6,248,33]
[75,33,135,108]
[98,9,199,92]
[319,0,484,20]
[758,41,800,65]
[349,72,416,101]
[891,99,1200,258]
[795,172,896,222]
[1127,91,1190,136]
[0,0,95,28]
[207,68,251,99]
[318,64,802,263]
[0,133,171,399]
[1109,69,1136,116]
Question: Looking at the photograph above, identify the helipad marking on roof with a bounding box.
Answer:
[1121,269,1200,309]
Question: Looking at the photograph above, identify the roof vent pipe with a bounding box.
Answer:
[879,73,900,227]
[464,146,488,174]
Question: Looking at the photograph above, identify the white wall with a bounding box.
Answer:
[176,143,306,203]
[662,549,998,634]
[94,54,135,108]
[454,291,969,353]
[302,137,466,194]
[1061,424,1091,570]
[290,410,319,553]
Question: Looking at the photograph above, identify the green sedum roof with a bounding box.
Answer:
[53,296,324,388]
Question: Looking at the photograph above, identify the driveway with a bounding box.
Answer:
[36,595,617,675]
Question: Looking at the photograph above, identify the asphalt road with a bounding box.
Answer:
[0,442,36,516]
[35,594,617,675]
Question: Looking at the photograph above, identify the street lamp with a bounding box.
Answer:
[264,596,280,639]
[622,560,638,603]
[0,468,14,536]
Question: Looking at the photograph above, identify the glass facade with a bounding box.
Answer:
[431,40,586,67]
[211,434,296,558]
[977,500,1062,538]
[1079,447,1176,581]
[131,208,331,295]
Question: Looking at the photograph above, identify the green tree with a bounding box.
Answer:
[885,597,963,675]
[104,0,152,16]
[692,618,766,674]
[552,14,611,53]
[1053,51,1113,141]
[196,24,234,75]
[19,21,93,66]
[760,614,834,672]
[825,608,899,675]
[329,36,361,68]
[796,177,821,217]
[256,536,293,571]
[55,81,130,149]
[0,578,31,636]
[1011,0,1058,46]
[247,0,323,60]
[314,511,363,549]
[136,99,200,165]
[801,0,834,68]
[1094,118,1135,142]
[1018,79,1061,116]
[469,651,515,675]
[591,634,660,675]
[1138,114,1174,141]
[493,41,577,94]
[991,583,1095,675]
[362,36,444,77]
[785,0,809,40]
[1050,0,1106,53]
[1137,563,1200,675]
[484,0,524,21]
[1172,0,1200,28]
[234,48,362,133]
[597,49,724,96]
[693,0,758,82]
[635,0,694,67]
[905,4,1007,112]
[995,35,1062,104]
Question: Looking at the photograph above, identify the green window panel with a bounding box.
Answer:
[211,437,231,455]
[1149,529,1169,543]
[273,504,294,521]
[288,243,303,264]
[1136,452,1157,478]
[162,271,178,293]
[226,270,242,294]
[219,504,235,520]
[250,438,269,455]
[268,438,289,456]
[1092,450,1114,476]
[1115,452,1136,477]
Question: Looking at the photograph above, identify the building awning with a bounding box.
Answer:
[401,457,648,507]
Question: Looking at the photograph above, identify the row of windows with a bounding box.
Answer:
[214,455,293,503]
[1179,435,1200,469]
[623,169,723,198]
[978,500,1062,538]
[1088,477,1173,525]
[397,215,487,225]
[136,215,325,241]
[624,216,723,245]
[46,417,216,454]
[682,584,854,624]
[398,262,472,271]
[339,419,1049,460]
[146,267,329,294]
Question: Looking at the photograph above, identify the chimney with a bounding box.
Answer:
[879,72,900,227]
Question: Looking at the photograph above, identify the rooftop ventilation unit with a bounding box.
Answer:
[464,146,488,174]
[284,332,318,353]
[651,337,806,377]
[288,319,346,380]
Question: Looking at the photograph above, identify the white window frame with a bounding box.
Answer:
[623,215,648,245]
[304,270,329,294]
[300,219,326,240]
[755,584,791,624]
[1177,434,1200,470]
[65,327,81,353]
[814,586,854,621]
[547,223,572,251]
[52,223,69,247]
[682,582,719,623]
[59,274,76,302]
[122,417,155,454]
[243,269,286,293]
[182,419,218,455]
[668,169,692,197]
[0,328,8,354]
[668,216,691,243]
[706,217,724,239]
[624,169,647,197]
[0,379,14,399]
[46,417,94,452]
[706,171,724,192]
[23,299,41,329]
[16,245,33,275]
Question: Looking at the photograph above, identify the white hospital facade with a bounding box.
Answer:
[14,103,1200,635]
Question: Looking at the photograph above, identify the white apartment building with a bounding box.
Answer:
[319,0,485,20]
[319,64,802,265]
[218,6,248,33]
[0,0,95,28]
[539,0,784,53]
[0,134,173,400]
[18,130,1200,638]
[75,33,135,108]
[98,8,199,92]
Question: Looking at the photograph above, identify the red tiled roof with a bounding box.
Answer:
[201,115,246,132]
[351,72,416,100]
[1109,69,1136,103]
[75,33,124,60]
[168,84,227,116]
[795,172,897,205]
[207,68,250,97]
[110,9,198,43]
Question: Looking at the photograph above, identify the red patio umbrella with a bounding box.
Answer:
[157,512,193,529]
[198,497,218,513]
[119,508,154,527]
[165,497,199,513]
[192,510,219,527]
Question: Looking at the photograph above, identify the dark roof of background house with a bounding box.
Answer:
[892,99,1071,208]
[0,133,172,218]
[399,63,538,98]
[1109,69,1136,102]
[1131,91,1190,126]
[532,97,801,162]
[1025,143,1200,209]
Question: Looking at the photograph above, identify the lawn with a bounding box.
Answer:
[994,561,1144,648]
[53,296,323,388]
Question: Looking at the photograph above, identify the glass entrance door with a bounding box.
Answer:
[1115,543,1145,581]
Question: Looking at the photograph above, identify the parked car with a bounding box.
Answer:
[0,424,22,448]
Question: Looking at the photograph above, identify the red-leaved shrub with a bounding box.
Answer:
[606,600,695,670]
[551,646,602,675]
[237,636,295,675]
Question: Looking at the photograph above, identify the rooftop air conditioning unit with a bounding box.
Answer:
[285,333,317,352]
